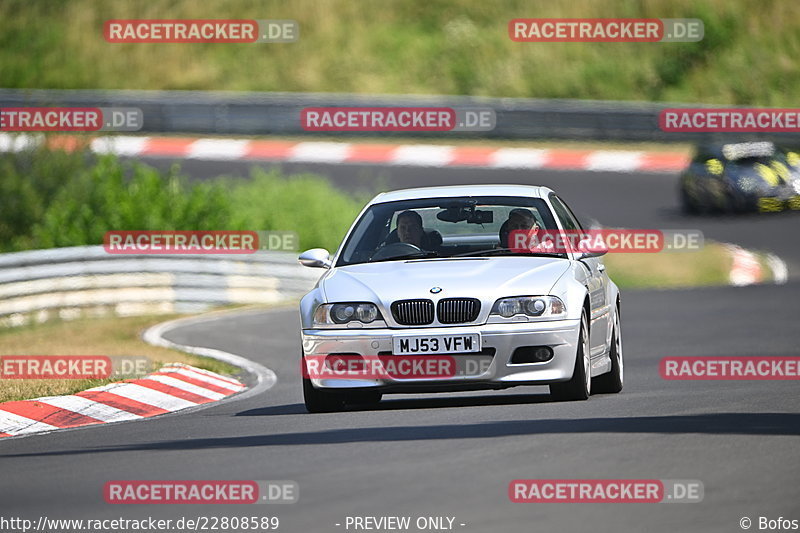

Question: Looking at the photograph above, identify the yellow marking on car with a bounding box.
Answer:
[770,161,790,183]
[754,163,781,186]
[757,197,784,212]
[705,159,723,175]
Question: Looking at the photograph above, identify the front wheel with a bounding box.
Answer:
[680,186,700,215]
[302,356,345,413]
[550,310,590,401]
[593,307,623,394]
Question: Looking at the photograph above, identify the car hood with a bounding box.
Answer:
[728,164,791,193]
[322,257,570,304]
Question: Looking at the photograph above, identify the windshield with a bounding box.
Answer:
[727,156,778,167]
[336,196,563,266]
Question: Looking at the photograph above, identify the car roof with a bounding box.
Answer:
[693,141,778,161]
[368,184,554,205]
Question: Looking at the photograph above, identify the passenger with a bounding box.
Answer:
[499,208,540,249]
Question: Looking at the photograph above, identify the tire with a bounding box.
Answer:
[724,189,737,214]
[695,182,716,215]
[550,310,591,401]
[593,306,623,394]
[302,356,345,413]
[344,390,383,406]
[727,190,750,214]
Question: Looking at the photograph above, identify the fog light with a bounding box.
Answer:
[510,346,553,364]
[533,347,553,362]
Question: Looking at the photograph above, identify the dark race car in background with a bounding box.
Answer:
[680,141,800,214]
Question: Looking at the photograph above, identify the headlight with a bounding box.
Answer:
[313,302,384,328]
[489,296,566,321]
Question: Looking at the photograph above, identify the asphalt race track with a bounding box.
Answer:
[2,158,799,533]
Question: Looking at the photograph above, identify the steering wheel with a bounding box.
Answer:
[370,242,422,261]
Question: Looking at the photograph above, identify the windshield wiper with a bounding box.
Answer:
[369,251,439,263]
[451,248,564,258]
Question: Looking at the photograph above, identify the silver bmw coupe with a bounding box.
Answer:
[298,185,622,412]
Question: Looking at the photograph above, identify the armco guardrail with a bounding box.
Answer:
[0,246,320,327]
[2,88,798,143]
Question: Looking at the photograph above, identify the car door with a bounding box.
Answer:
[549,194,610,358]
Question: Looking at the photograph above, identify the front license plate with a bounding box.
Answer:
[392,333,481,355]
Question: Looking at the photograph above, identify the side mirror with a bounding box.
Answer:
[298,248,332,269]
[577,249,607,259]
[573,231,607,259]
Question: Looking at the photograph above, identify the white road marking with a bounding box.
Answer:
[186,139,250,160]
[0,410,60,435]
[585,151,644,172]
[144,375,226,400]
[90,382,198,410]
[91,136,151,156]
[390,145,455,166]
[289,142,351,163]
[36,395,141,423]
[489,148,548,168]
[158,366,243,392]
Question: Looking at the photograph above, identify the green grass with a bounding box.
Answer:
[0,314,240,403]
[1,0,798,105]
[603,242,737,289]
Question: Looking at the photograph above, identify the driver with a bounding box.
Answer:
[397,210,425,247]
[381,210,442,251]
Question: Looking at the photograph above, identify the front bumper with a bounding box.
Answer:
[301,319,581,392]
[756,193,800,212]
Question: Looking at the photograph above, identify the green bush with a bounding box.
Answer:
[0,146,365,253]
[226,169,366,252]
[0,144,89,250]
[27,156,235,249]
